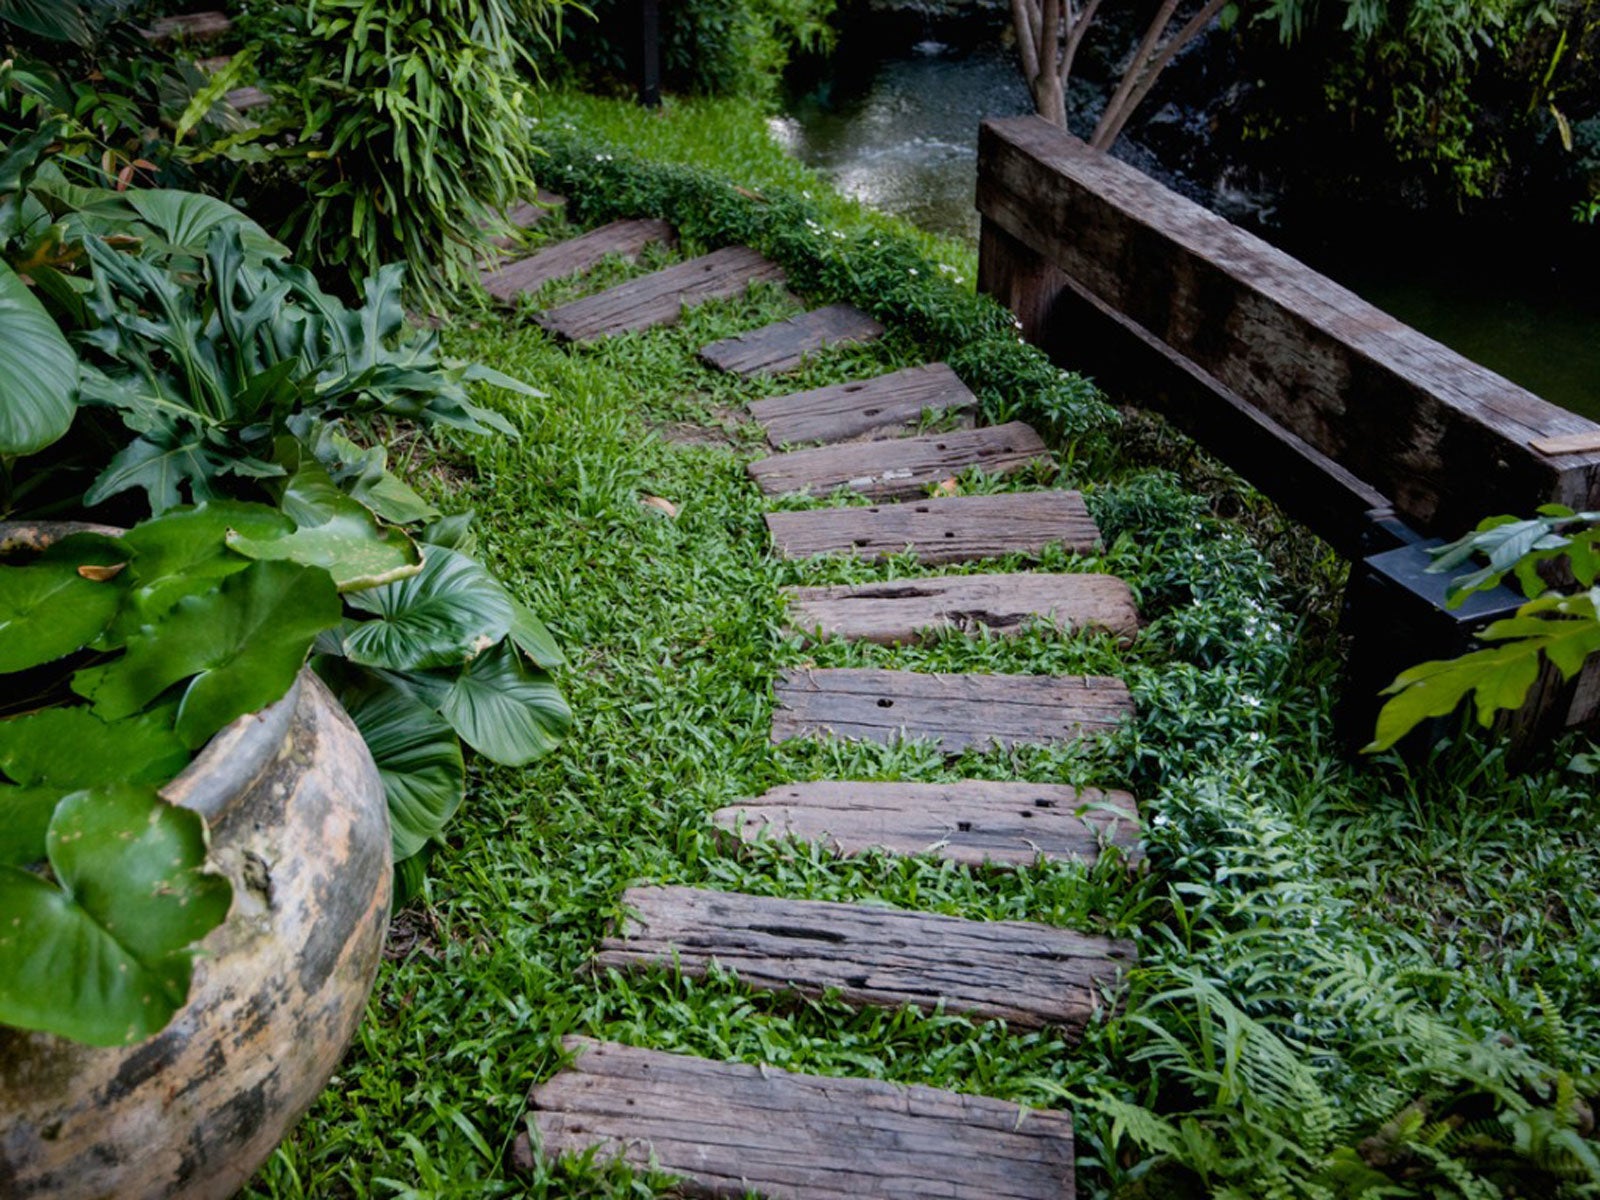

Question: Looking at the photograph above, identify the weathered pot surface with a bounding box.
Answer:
[0,672,392,1199]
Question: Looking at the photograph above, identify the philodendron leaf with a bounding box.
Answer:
[0,786,65,868]
[1368,640,1547,751]
[109,501,291,639]
[125,188,288,262]
[0,707,190,789]
[0,560,125,673]
[74,559,342,748]
[342,544,514,671]
[436,640,571,766]
[0,785,231,1046]
[0,258,78,456]
[226,462,420,591]
[336,673,464,862]
[510,600,564,668]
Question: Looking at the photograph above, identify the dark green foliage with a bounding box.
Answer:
[543,0,836,100]
[250,0,572,298]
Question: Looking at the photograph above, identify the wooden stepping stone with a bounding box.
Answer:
[772,668,1132,753]
[480,217,676,302]
[143,11,232,42]
[749,422,1051,500]
[765,491,1100,564]
[536,246,786,343]
[699,303,884,376]
[714,780,1141,868]
[785,572,1139,644]
[595,886,1133,1032]
[225,86,270,112]
[510,1037,1078,1199]
[750,362,979,448]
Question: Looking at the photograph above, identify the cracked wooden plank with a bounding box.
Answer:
[594,887,1134,1032]
[749,422,1052,500]
[143,11,232,42]
[509,1037,1078,1199]
[536,246,786,342]
[784,572,1138,644]
[714,780,1141,868]
[764,491,1100,564]
[699,303,884,376]
[749,362,980,448]
[480,218,676,302]
[771,668,1132,753]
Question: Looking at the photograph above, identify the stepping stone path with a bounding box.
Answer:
[496,207,1150,1197]
[511,1037,1079,1200]
[765,490,1101,564]
[536,246,786,342]
[750,361,979,447]
[784,571,1139,643]
[771,667,1133,752]
[714,780,1142,868]
[482,217,675,302]
[698,303,884,376]
[749,421,1052,500]
[594,886,1134,1032]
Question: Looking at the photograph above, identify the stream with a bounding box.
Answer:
[774,28,1600,421]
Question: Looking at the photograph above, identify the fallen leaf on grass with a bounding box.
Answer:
[640,495,679,518]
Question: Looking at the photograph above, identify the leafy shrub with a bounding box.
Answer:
[248,0,573,298]
[544,0,836,100]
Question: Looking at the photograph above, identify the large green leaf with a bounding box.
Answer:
[0,707,189,788]
[0,258,78,456]
[0,560,124,672]
[84,432,231,515]
[0,785,65,868]
[336,673,464,862]
[226,461,420,591]
[509,600,564,668]
[0,785,231,1045]
[342,544,513,671]
[110,502,290,638]
[0,0,94,44]
[125,188,288,263]
[436,641,571,766]
[74,559,342,747]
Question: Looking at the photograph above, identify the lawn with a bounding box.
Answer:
[241,93,1600,1199]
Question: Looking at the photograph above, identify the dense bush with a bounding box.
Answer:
[248,0,574,299]
[539,0,836,100]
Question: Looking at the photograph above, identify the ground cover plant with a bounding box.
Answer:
[234,92,1599,1199]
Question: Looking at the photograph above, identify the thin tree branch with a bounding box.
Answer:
[1058,0,1104,99]
[1011,0,1041,85]
[1090,0,1181,149]
[1095,0,1228,149]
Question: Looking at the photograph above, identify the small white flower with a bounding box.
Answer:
[908,267,918,275]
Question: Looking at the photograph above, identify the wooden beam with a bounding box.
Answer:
[976,115,1600,536]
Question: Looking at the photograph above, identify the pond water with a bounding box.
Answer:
[775,33,1600,421]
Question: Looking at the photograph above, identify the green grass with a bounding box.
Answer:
[243,95,1600,1200]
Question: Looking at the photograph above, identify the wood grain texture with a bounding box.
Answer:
[143,10,231,41]
[595,887,1134,1031]
[785,571,1139,644]
[536,246,786,342]
[979,218,1392,560]
[748,422,1052,499]
[1532,431,1600,456]
[225,86,271,111]
[749,362,980,447]
[480,218,676,301]
[714,780,1141,868]
[699,304,885,376]
[511,1037,1078,1199]
[976,116,1600,530]
[764,491,1101,564]
[771,667,1133,752]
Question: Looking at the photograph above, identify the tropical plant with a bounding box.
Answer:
[0,507,340,1045]
[1369,506,1600,750]
[2,138,571,918]
[248,0,576,298]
